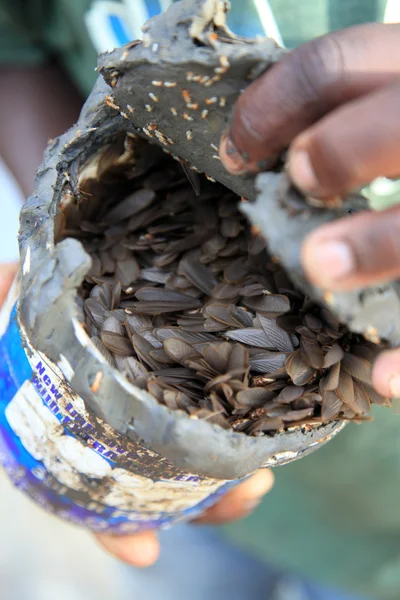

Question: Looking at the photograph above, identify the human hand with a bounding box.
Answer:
[219,22,400,400]
[0,264,273,568]
[95,469,274,567]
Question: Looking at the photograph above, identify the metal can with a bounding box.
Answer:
[0,282,238,533]
[0,2,347,534]
[0,279,344,533]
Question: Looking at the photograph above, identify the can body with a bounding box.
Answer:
[0,283,234,533]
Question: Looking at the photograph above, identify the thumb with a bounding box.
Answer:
[95,530,160,568]
[195,469,274,524]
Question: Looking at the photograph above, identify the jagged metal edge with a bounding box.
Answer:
[242,173,400,345]
[98,0,285,202]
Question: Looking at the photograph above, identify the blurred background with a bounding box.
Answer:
[0,471,125,600]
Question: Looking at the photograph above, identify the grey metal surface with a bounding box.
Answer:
[18,0,350,482]
[242,173,400,346]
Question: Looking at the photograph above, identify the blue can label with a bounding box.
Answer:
[0,282,232,533]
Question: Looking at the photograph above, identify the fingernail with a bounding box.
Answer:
[219,132,247,174]
[243,498,262,513]
[389,375,400,398]
[131,537,159,566]
[288,150,319,193]
[304,241,355,285]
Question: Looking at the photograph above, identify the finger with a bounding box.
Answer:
[372,348,400,399]
[195,469,274,524]
[301,204,400,292]
[288,81,400,198]
[219,23,400,174]
[95,531,159,568]
[0,263,18,306]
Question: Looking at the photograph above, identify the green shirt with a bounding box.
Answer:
[1,2,399,598]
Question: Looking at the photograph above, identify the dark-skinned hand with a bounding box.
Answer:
[219,22,400,401]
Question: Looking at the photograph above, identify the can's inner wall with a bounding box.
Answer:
[17,78,350,479]
[52,128,387,444]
